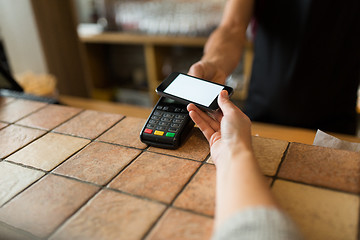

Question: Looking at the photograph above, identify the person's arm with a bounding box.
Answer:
[188,0,254,84]
[187,90,278,228]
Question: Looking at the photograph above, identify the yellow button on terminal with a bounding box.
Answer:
[154,130,164,136]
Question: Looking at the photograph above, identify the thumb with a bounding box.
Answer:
[188,62,205,79]
[218,90,235,113]
[189,61,217,81]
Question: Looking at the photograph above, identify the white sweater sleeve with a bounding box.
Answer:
[212,207,303,240]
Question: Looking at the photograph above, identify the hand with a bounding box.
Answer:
[188,60,227,85]
[187,90,253,165]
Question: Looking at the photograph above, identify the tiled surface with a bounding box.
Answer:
[54,110,123,139]
[54,142,141,185]
[51,190,166,240]
[0,162,44,206]
[0,222,31,240]
[174,163,273,217]
[1,98,359,240]
[272,180,360,240]
[0,125,45,159]
[0,122,7,130]
[6,132,90,171]
[109,152,201,204]
[98,117,148,149]
[149,128,210,161]
[0,96,15,106]
[0,99,46,123]
[0,174,99,238]
[252,136,288,176]
[174,164,216,216]
[206,136,288,176]
[278,143,360,193]
[147,208,214,240]
[16,104,82,130]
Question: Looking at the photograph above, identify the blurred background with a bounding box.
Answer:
[0,0,252,108]
[0,0,359,137]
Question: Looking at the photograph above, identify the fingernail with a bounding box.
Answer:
[222,90,228,98]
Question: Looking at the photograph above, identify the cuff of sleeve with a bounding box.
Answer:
[212,207,303,240]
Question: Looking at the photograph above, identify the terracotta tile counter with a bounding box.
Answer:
[0,97,359,240]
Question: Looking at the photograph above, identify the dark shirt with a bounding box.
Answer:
[245,0,360,135]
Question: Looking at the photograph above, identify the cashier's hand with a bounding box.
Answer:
[188,60,227,84]
[187,90,253,165]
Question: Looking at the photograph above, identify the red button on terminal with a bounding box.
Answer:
[144,128,153,134]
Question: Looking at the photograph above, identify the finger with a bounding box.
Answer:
[188,63,205,79]
[187,104,220,132]
[188,110,216,142]
[210,108,223,123]
[200,62,217,81]
[189,61,217,81]
[218,90,239,114]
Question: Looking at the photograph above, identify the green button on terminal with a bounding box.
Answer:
[166,132,175,137]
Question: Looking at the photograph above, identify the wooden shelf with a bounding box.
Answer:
[79,32,253,106]
[79,32,208,46]
[79,32,209,105]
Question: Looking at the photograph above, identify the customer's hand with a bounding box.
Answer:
[189,91,279,229]
[187,90,252,165]
[188,60,227,85]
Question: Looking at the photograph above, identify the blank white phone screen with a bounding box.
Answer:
[164,74,224,107]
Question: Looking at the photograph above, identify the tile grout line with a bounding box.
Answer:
[141,155,209,240]
[1,101,215,237]
[1,130,48,160]
[0,140,94,209]
[95,137,209,164]
[50,113,126,142]
[141,208,169,240]
[5,108,126,170]
[95,139,148,151]
[270,142,290,188]
[2,108,87,160]
[0,97,17,106]
[46,146,155,239]
[0,220,41,240]
[1,116,96,206]
[2,106,126,164]
[10,101,50,124]
[6,98,74,126]
[46,144,147,239]
[14,108,86,132]
[0,115,142,210]
[171,205,214,219]
[270,143,360,196]
[143,148,208,163]
[274,177,360,197]
[105,186,169,207]
[169,157,208,206]
[0,108,123,208]
[0,167,45,209]
[46,188,103,239]
[102,145,150,189]
[1,135,98,237]
[92,115,127,141]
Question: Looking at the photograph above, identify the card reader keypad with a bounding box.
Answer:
[144,106,188,138]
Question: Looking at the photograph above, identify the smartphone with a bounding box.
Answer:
[140,97,194,149]
[156,72,233,111]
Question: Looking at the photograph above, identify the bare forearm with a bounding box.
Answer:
[215,151,278,228]
[201,0,254,77]
[201,26,246,77]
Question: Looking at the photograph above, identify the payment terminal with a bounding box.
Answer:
[140,97,194,149]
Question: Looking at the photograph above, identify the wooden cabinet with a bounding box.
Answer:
[79,32,253,106]
[30,0,253,106]
[80,32,207,105]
